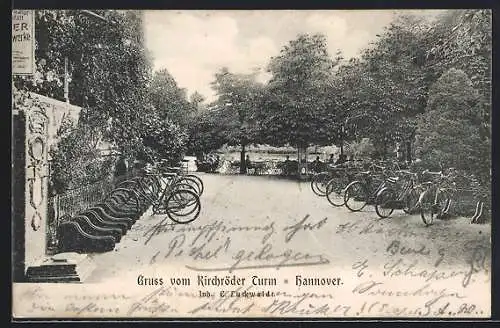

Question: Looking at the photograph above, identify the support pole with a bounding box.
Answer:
[64,57,69,103]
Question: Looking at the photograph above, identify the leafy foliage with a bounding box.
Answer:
[258,34,340,148]
[347,138,375,158]
[14,10,191,192]
[17,9,490,195]
[49,123,115,193]
[210,67,265,146]
[186,109,229,156]
[414,68,487,183]
[149,69,194,127]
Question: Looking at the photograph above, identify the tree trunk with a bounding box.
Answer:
[406,140,412,163]
[382,137,387,160]
[340,124,345,156]
[240,143,246,174]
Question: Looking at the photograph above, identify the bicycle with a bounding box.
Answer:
[310,160,362,197]
[324,164,363,207]
[374,170,421,218]
[118,169,201,224]
[310,171,332,197]
[151,170,201,224]
[160,164,204,197]
[343,164,395,212]
[417,169,453,226]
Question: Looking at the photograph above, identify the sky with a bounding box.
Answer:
[143,10,445,103]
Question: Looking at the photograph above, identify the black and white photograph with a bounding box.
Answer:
[12,9,491,318]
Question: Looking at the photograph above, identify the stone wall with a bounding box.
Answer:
[13,91,82,272]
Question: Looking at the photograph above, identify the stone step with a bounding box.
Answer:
[25,252,96,283]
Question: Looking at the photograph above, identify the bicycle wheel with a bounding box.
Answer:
[420,189,449,226]
[344,181,368,212]
[172,183,199,206]
[179,176,203,196]
[403,187,420,214]
[375,188,395,218]
[185,174,204,196]
[166,189,201,224]
[311,172,330,197]
[325,175,349,207]
[136,178,157,203]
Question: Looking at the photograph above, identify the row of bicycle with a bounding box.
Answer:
[118,165,204,224]
[310,161,487,226]
[57,166,204,253]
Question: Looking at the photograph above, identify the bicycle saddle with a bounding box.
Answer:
[162,172,177,177]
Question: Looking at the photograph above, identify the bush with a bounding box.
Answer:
[414,68,490,187]
[141,116,188,165]
[49,126,115,194]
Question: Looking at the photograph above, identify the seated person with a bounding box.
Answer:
[282,155,292,175]
[311,156,323,173]
[245,155,252,173]
[335,154,348,166]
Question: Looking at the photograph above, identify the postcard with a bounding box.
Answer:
[11,9,491,319]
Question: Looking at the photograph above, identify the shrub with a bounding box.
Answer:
[414,68,490,187]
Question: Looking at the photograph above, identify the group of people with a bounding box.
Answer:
[196,153,220,173]
[309,154,354,173]
[278,153,350,175]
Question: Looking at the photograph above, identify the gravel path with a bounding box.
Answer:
[86,173,491,283]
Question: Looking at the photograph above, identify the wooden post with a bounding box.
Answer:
[340,124,345,157]
[64,57,69,103]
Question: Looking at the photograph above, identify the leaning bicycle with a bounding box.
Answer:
[343,171,384,212]
[324,164,361,207]
[417,169,453,226]
[374,170,421,218]
[118,169,202,224]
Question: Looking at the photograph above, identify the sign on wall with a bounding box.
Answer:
[12,10,35,76]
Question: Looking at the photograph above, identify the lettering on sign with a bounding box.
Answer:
[12,10,35,75]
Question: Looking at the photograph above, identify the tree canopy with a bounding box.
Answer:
[259,34,340,148]
[13,9,491,190]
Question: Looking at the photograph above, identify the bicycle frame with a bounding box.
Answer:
[154,173,185,208]
[376,172,416,203]
[344,172,387,205]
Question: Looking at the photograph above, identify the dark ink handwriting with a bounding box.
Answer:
[386,240,431,257]
[352,259,369,277]
[186,243,329,272]
[283,214,328,243]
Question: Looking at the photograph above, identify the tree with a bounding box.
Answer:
[190,91,206,112]
[140,105,188,165]
[259,34,340,166]
[15,10,154,151]
[13,10,189,190]
[340,15,432,159]
[210,67,265,173]
[186,108,229,159]
[414,68,487,183]
[149,68,194,127]
[424,9,491,154]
